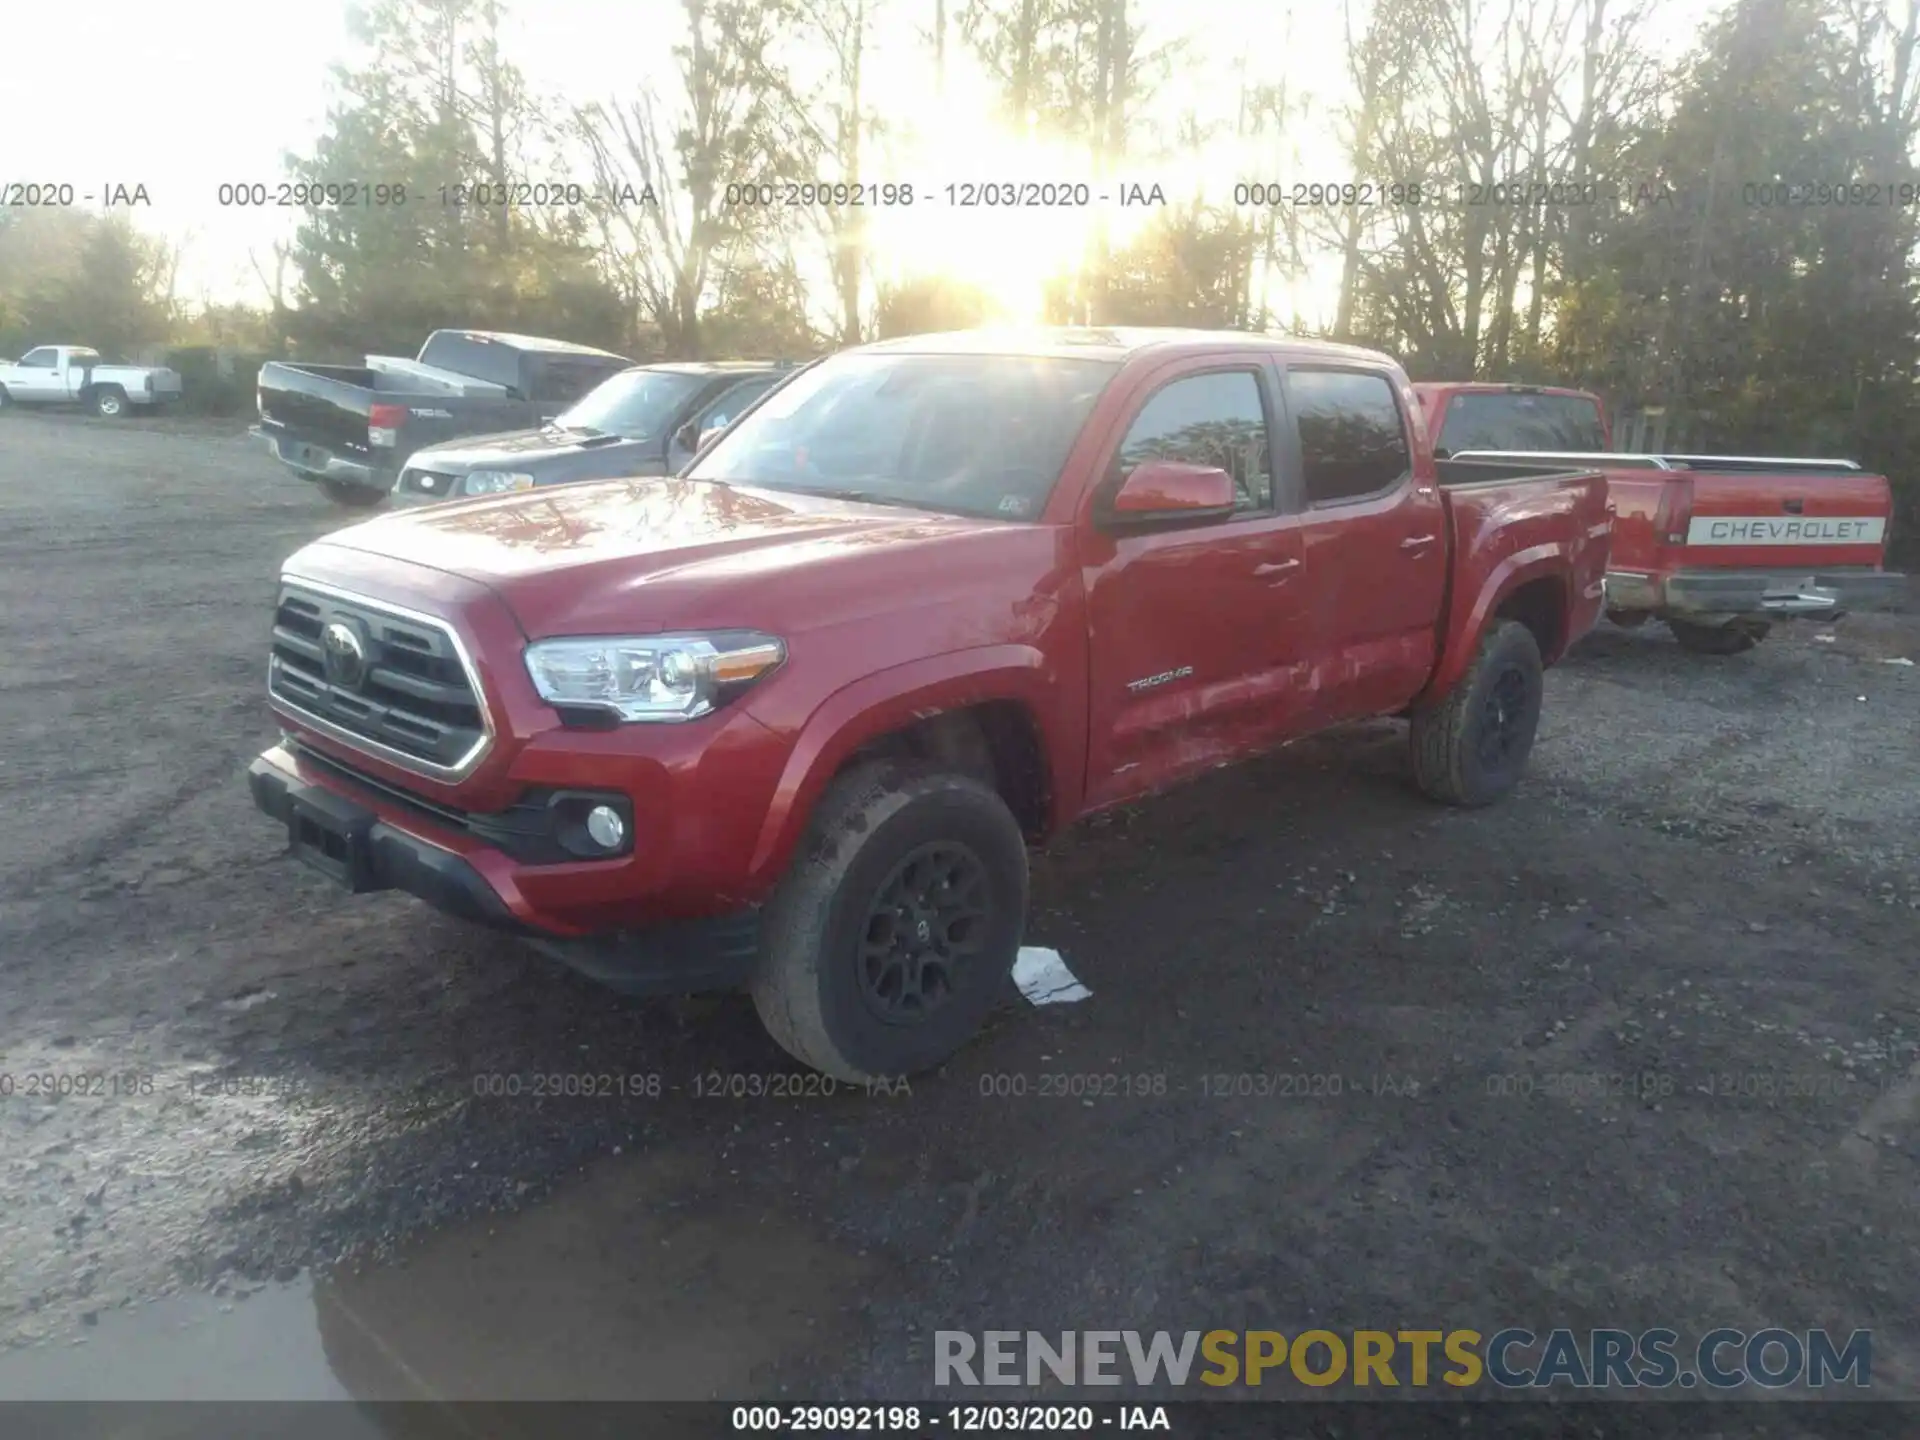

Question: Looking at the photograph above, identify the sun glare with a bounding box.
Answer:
[866,68,1165,324]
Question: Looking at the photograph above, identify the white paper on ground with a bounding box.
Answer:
[1880,657,1915,666]
[1013,946,1091,1005]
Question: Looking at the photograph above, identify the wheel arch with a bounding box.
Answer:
[744,646,1072,890]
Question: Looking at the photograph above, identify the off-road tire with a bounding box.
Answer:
[1669,618,1766,655]
[91,386,128,418]
[320,479,388,509]
[751,759,1028,1082]
[1409,620,1545,808]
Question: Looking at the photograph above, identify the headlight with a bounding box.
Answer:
[464,470,535,495]
[524,632,785,723]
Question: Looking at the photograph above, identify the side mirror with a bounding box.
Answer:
[1431,445,1452,460]
[1106,459,1238,526]
[672,420,700,453]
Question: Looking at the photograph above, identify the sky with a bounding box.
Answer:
[3,0,1731,319]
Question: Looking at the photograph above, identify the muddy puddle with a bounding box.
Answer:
[0,1146,880,1409]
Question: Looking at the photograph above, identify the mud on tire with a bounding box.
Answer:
[751,759,1028,1082]
[1409,619,1545,808]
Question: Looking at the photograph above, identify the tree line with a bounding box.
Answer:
[2,0,1916,543]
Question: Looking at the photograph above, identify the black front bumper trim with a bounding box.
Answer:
[249,756,533,934]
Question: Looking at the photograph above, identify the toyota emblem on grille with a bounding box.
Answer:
[321,620,369,689]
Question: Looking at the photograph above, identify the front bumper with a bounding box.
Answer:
[1607,567,1908,619]
[247,746,763,995]
[252,426,391,490]
[248,753,527,929]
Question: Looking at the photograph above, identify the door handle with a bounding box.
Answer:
[1400,534,1437,552]
[1254,559,1301,578]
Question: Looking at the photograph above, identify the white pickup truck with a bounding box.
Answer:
[0,345,184,417]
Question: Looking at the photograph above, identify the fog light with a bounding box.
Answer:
[585,805,626,850]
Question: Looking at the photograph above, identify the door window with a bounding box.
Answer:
[19,348,56,368]
[1288,369,1411,504]
[695,375,781,433]
[1112,370,1273,511]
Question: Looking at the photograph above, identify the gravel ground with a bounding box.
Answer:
[1,409,1918,1410]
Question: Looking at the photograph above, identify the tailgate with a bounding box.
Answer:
[1676,468,1891,568]
[258,364,376,457]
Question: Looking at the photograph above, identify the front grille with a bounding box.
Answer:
[268,581,490,778]
[399,467,462,497]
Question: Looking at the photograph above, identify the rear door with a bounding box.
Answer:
[1279,364,1449,724]
[1080,357,1310,809]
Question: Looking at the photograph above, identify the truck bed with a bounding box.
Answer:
[1426,457,1612,696]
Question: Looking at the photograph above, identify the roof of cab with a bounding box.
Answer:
[1410,380,1600,400]
[850,326,1396,367]
[636,360,795,375]
[438,330,631,360]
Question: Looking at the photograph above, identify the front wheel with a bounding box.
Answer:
[1409,620,1545,808]
[752,760,1028,1082]
[319,479,388,509]
[1669,618,1767,655]
[91,386,128,418]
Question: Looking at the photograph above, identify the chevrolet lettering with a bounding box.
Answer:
[1687,516,1886,545]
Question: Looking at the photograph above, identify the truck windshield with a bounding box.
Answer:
[1438,392,1605,453]
[685,352,1120,520]
[558,368,710,440]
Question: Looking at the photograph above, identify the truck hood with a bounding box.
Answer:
[407,426,657,474]
[311,476,1047,638]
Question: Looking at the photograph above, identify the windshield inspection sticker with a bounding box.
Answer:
[1013,947,1091,1006]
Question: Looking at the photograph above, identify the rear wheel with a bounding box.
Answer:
[320,479,388,509]
[1409,620,1545,808]
[91,386,128,418]
[751,759,1028,1082]
[1669,618,1767,655]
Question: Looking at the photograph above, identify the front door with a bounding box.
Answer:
[1081,360,1310,810]
[11,348,61,400]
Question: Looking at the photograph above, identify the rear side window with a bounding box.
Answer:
[1437,392,1605,453]
[1288,369,1411,504]
[1114,370,1272,511]
[535,357,624,404]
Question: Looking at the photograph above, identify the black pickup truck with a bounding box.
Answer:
[388,360,800,506]
[252,330,632,508]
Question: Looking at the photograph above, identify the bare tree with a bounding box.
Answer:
[576,0,787,355]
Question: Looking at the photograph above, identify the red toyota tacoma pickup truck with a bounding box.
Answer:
[248,329,1609,1079]
[1412,382,1907,654]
